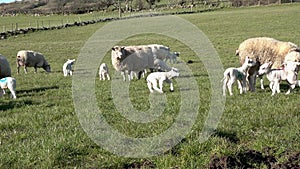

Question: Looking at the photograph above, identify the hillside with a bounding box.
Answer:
[0,0,115,14]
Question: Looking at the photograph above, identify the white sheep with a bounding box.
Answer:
[17,50,51,74]
[63,59,75,76]
[0,77,17,99]
[146,68,179,93]
[222,57,256,96]
[258,61,300,96]
[0,55,12,79]
[111,46,155,81]
[236,37,299,92]
[99,63,110,80]
[259,49,300,90]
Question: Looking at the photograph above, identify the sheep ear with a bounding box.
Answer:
[111,47,116,51]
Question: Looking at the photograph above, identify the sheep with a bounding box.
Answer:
[165,52,180,64]
[154,58,172,72]
[236,37,299,92]
[99,63,110,80]
[146,44,171,60]
[222,57,256,96]
[146,68,180,93]
[0,77,17,99]
[63,59,75,76]
[111,46,155,81]
[258,61,300,96]
[16,50,51,74]
[0,55,11,79]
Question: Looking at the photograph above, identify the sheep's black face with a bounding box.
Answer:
[44,65,51,72]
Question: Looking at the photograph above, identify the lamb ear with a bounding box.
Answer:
[111,47,115,51]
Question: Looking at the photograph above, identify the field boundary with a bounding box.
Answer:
[0,7,219,40]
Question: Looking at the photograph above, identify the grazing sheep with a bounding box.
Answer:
[165,52,180,64]
[17,50,51,74]
[99,63,110,80]
[222,57,256,96]
[236,37,299,92]
[63,59,75,76]
[111,46,155,81]
[258,61,300,96]
[146,68,179,93]
[0,55,11,79]
[0,77,16,99]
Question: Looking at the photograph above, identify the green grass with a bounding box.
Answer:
[1,3,300,168]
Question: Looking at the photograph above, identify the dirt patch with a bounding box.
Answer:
[209,148,300,169]
[123,159,156,169]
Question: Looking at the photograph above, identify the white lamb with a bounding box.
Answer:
[0,77,17,99]
[258,61,300,96]
[146,68,179,93]
[63,59,75,77]
[99,63,110,80]
[222,57,256,96]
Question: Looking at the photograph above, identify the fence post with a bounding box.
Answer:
[15,23,18,31]
[36,20,39,29]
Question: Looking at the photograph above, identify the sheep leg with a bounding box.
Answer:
[237,80,243,94]
[165,79,174,92]
[227,78,235,96]
[222,76,228,96]
[70,70,73,76]
[24,66,28,74]
[106,73,110,80]
[259,76,265,90]
[285,84,296,95]
[152,80,162,93]
[248,74,257,92]
[158,79,164,93]
[121,72,126,81]
[8,86,16,99]
[147,81,154,93]
[34,66,38,73]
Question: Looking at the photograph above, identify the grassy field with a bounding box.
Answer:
[0,3,300,168]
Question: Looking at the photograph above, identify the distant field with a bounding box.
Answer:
[0,3,300,168]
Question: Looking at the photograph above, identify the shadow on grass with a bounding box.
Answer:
[17,86,59,97]
[212,130,239,144]
[0,99,38,111]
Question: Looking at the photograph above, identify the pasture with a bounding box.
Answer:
[0,4,300,168]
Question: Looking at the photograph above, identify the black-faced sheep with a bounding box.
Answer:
[16,50,51,74]
[236,37,299,92]
[0,55,12,79]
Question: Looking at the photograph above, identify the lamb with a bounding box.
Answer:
[0,77,17,99]
[99,63,110,80]
[63,59,75,76]
[111,46,154,81]
[146,68,180,93]
[258,61,300,96]
[165,52,180,64]
[17,50,51,74]
[236,37,299,92]
[222,57,256,96]
[0,55,11,79]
